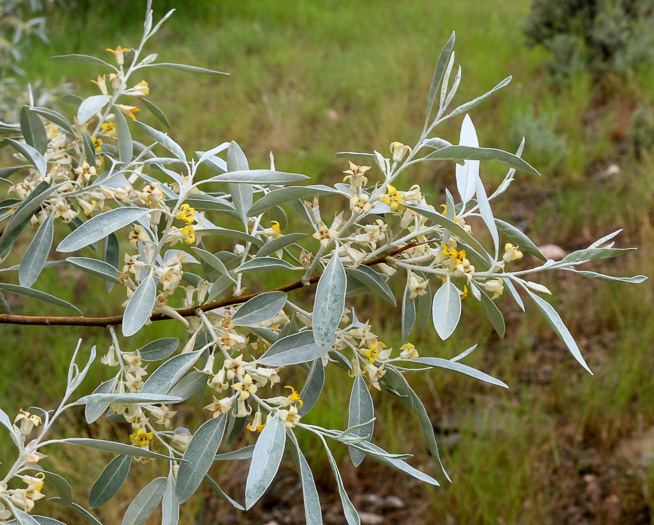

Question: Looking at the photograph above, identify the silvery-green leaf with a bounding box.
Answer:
[494,219,546,261]
[333,151,375,160]
[566,269,647,284]
[195,142,230,166]
[0,165,28,178]
[405,203,492,265]
[320,436,360,525]
[49,502,102,525]
[1,180,52,247]
[0,283,81,313]
[146,62,228,75]
[85,378,116,424]
[425,31,456,126]
[8,517,65,525]
[232,291,287,326]
[20,106,48,154]
[401,285,416,342]
[168,371,206,401]
[58,438,179,461]
[346,266,395,305]
[235,257,297,273]
[313,255,346,351]
[225,141,252,225]
[169,194,234,213]
[480,290,505,337]
[58,207,151,253]
[348,374,374,467]
[122,274,156,337]
[42,471,73,506]
[75,393,183,406]
[299,359,325,416]
[121,477,166,525]
[204,475,245,510]
[259,331,324,366]
[406,357,508,387]
[588,229,622,249]
[141,350,203,394]
[139,338,179,361]
[288,433,323,525]
[11,509,39,525]
[162,476,179,525]
[245,415,286,509]
[503,277,525,311]
[67,257,120,284]
[0,408,12,433]
[215,445,255,461]
[192,247,232,278]
[77,95,111,126]
[140,97,170,128]
[380,366,413,412]
[82,133,96,164]
[416,279,432,329]
[422,144,540,177]
[256,232,307,257]
[202,170,309,185]
[31,107,75,136]
[113,106,133,163]
[432,281,461,340]
[176,413,227,503]
[134,121,186,162]
[19,213,53,287]
[475,172,499,254]
[89,455,132,508]
[447,76,511,119]
[561,247,634,264]
[455,114,479,203]
[104,233,120,291]
[52,54,115,68]
[524,287,592,374]
[3,138,46,175]
[247,185,341,216]
[440,52,455,111]
[196,226,263,246]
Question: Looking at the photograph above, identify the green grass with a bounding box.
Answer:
[1,0,653,523]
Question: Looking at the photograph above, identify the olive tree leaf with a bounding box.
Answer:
[348,374,374,467]
[320,435,360,525]
[140,351,203,394]
[20,106,48,154]
[401,284,416,342]
[121,477,167,525]
[58,439,178,461]
[134,120,186,161]
[3,138,47,175]
[202,170,309,185]
[432,281,461,340]
[425,31,456,126]
[138,338,179,362]
[145,63,228,75]
[162,475,179,525]
[313,255,346,351]
[0,283,81,313]
[231,291,287,326]
[259,331,324,367]
[19,213,54,287]
[176,413,227,503]
[78,95,111,126]
[66,257,120,284]
[299,359,325,416]
[89,455,132,508]
[495,219,546,261]
[122,273,156,337]
[58,208,151,253]
[203,475,245,510]
[113,106,133,163]
[288,433,323,525]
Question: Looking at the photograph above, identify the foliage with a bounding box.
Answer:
[0,1,645,523]
[523,0,654,82]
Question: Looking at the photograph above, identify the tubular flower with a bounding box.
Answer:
[232,374,257,400]
[350,193,372,214]
[343,162,371,189]
[262,220,282,239]
[225,355,245,380]
[399,343,419,359]
[407,272,429,300]
[381,184,403,212]
[204,396,233,418]
[503,243,523,263]
[182,225,195,245]
[91,137,103,152]
[246,410,267,432]
[117,104,140,120]
[74,159,97,182]
[106,45,130,65]
[313,221,338,247]
[100,121,116,137]
[390,141,412,163]
[283,386,304,409]
[129,225,149,248]
[278,405,301,429]
[484,278,504,299]
[91,74,108,95]
[14,410,42,435]
[176,203,195,225]
[129,428,154,448]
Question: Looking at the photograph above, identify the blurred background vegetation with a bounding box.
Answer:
[1,0,653,523]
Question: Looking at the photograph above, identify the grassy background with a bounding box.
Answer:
[1,0,653,523]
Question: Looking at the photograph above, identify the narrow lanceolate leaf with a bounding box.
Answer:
[140,351,203,394]
[121,477,167,525]
[58,438,179,461]
[0,408,13,432]
[75,393,183,406]
[11,509,39,525]
[141,97,170,128]
[475,169,499,253]
[256,232,307,257]
[215,445,255,461]
[561,247,634,264]
[67,257,120,284]
[567,269,647,284]
[247,185,341,216]
[447,76,512,119]
[204,475,245,510]
[422,144,540,177]
[3,138,46,175]
[480,290,506,337]
[202,170,309,185]
[232,291,287,326]
[348,375,374,467]
[235,257,297,273]
[406,357,508,388]
[455,114,479,204]
[78,95,111,125]
[122,274,156,337]
[401,285,416,342]
[432,281,462,340]
[299,359,325,416]
[313,255,346,351]
[162,476,179,525]
[84,378,116,424]
[259,331,324,367]
[19,213,54,287]
[0,283,81,313]
[20,106,48,154]
[321,436,360,525]
[345,266,396,305]
[58,207,151,253]
[495,219,546,261]
[31,107,76,136]
[524,287,592,374]
[226,141,252,225]
[89,455,132,508]
[288,433,323,525]
[138,338,179,361]
[176,413,227,503]
[425,31,456,126]
[146,62,228,75]
[134,121,186,162]
[42,471,73,507]
[245,415,287,509]
[52,53,116,68]
[113,106,133,164]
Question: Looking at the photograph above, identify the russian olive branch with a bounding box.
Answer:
[0,240,422,327]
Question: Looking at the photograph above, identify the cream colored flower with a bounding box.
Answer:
[503,243,523,263]
[390,141,412,163]
[278,405,301,429]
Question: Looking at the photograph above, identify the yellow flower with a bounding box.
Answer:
[100,121,116,137]
[262,220,282,239]
[503,243,523,263]
[182,225,195,245]
[284,385,304,409]
[176,203,195,225]
[380,184,403,212]
[231,374,257,400]
[399,343,419,359]
[129,428,153,447]
[278,405,301,429]
[106,45,130,65]
[246,410,267,432]
[117,104,140,120]
[91,74,108,95]
[343,162,371,189]
[92,137,103,153]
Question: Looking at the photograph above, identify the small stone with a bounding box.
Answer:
[383,495,405,509]
[360,512,384,524]
[539,244,566,260]
[605,164,621,177]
